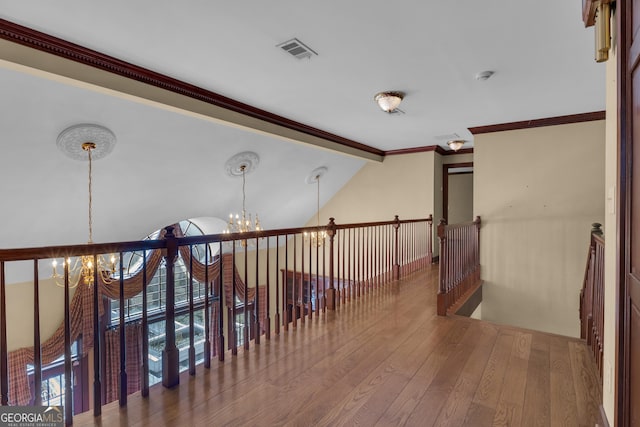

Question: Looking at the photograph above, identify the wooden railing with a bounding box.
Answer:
[580,222,605,380]
[437,217,481,316]
[0,215,432,425]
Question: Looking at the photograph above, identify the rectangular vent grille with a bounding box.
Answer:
[277,38,318,60]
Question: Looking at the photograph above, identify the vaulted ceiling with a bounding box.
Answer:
[0,1,605,248]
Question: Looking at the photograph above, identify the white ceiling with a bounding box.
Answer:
[0,1,605,248]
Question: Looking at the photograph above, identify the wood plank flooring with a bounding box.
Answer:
[74,265,602,426]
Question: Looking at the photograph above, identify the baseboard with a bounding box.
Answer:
[598,405,610,427]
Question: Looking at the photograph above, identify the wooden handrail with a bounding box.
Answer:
[580,222,605,382]
[0,214,433,423]
[437,217,482,316]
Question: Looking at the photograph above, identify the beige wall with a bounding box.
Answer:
[448,173,474,224]
[3,277,71,351]
[602,9,617,421]
[316,152,435,224]
[474,120,605,337]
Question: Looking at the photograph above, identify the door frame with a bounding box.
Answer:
[442,162,473,223]
[617,0,632,424]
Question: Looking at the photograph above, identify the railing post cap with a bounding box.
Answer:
[439,218,447,226]
[591,222,603,235]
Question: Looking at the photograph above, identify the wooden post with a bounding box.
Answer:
[437,219,447,316]
[162,226,180,388]
[326,218,337,310]
[393,215,400,280]
[0,262,6,406]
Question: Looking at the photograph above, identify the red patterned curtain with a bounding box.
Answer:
[104,323,143,404]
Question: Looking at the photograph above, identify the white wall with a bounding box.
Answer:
[474,121,605,337]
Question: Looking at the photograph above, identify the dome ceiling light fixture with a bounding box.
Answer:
[447,139,467,152]
[374,91,405,113]
[474,70,495,81]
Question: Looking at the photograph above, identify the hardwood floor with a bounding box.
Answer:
[74,265,602,426]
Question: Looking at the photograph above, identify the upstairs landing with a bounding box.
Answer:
[75,265,601,426]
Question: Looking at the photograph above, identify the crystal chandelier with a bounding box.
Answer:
[304,167,328,247]
[52,124,119,287]
[224,152,261,238]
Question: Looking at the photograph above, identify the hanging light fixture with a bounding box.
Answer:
[304,167,328,247]
[52,124,118,287]
[447,139,466,152]
[224,152,262,238]
[374,91,404,113]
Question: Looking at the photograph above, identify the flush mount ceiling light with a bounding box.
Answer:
[447,139,466,152]
[374,91,404,113]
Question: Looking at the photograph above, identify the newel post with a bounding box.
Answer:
[326,218,337,310]
[393,215,400,280]
[162,226,180,388]
[591,222,603,236]
[437,219,447,316]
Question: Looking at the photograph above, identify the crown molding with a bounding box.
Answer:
[468,111,606,135]
[0,18,384,160]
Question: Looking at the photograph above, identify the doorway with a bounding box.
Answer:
[442,162,474,224]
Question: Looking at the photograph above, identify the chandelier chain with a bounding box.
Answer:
[242,166,246,214]
[88,146,93,243]
[316,175,320,227]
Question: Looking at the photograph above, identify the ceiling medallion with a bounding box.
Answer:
[56,124,116,161]
[225,151,260,177]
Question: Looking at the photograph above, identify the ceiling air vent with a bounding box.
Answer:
[277,38,318,60]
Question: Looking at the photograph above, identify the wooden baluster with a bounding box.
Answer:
[203,246,210,369]
[322,229,327,312]
[326,218,337,310]
[63,261,72,426]
[292,236,297,328]
[284,235,289,331]
[255,236,261,344]
[300,234,305,324]
[0,261,6,406]
[265,236,271,339]
[142,250,150,394]
[340,229,347,305]
[231,243,237,354]
[218,241,224,361]
[118,252,127,406]
[275,235,280,335]
[93,254,103,411]
[33,260,42,406]
[393,216,400,280]
[188,246,196,375]
[315,232,320,314]
[347,228,352,300]
[243,243,249,350]
[437,219,447,316]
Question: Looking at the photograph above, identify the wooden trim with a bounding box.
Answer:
[598,405,611,427]
[468,111,606,135]
[0,18,384,159]
[453,281,483,317]
[385,145,474,156]
[616,1,629,425]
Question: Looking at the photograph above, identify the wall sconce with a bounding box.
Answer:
[595,2,611,63]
